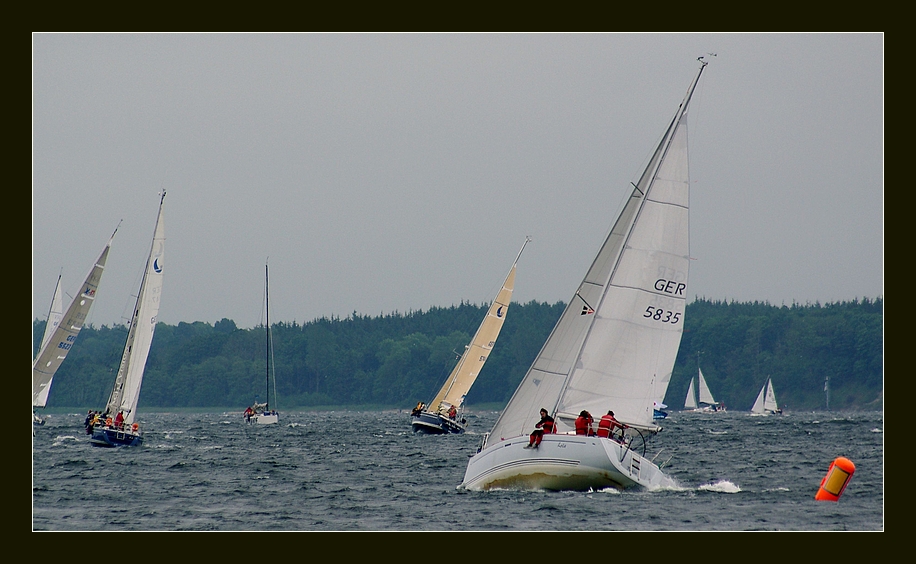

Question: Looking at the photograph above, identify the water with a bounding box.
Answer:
[32,410,884,531]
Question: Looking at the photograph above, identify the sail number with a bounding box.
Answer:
[58,335,77,350]
[643,306,681,324]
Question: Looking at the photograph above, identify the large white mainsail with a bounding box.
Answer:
[103,192,165,426]
[428,237,530,415]
[32,230,117,408]
[487,69,699,443]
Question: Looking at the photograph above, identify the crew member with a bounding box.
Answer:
[597,410,628,440]
[525,408,555,448]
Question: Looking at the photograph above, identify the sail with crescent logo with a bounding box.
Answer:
[411,237,530,434]
[89,192,165,447]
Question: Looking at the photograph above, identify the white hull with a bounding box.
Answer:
[252,412,279,425]
[460,433,677,492]
[684,406,726,413]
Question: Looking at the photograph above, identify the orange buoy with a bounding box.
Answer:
[815,457,856,501]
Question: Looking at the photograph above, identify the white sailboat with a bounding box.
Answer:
[751,377,781,415]
[89,192,165,447]
[461,59,710,492]
[411,237,530,434]
[33,230,118,424]
[245,259,279,425]
[684,366,725,412]
[32,276,63,426]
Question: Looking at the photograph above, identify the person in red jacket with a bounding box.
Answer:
[575,410,595,435]
[525,408,555,448]
[597,410,627,440]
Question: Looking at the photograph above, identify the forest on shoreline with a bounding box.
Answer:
[33,297,883,413]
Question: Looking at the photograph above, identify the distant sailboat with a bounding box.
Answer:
[245,259,279,425]
[684,366,725,412]
[88,193,165,447]
[751,377,782,415]
[32,276,63,426]
[33,229,118,424]
[411,237,529,434]
[461,59,710,492]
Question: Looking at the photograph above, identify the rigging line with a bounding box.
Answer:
[574,291,596,313]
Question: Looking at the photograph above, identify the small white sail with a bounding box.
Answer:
[764,378,779,412]
[697,368,717,406]
[751,377,779,414]
[39,276,64,351]
[751,381,767,413]
[684,378,697,410]
[33,276,63,409]
[32,230,117,408]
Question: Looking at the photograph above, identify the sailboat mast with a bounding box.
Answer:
[825,375,829,410]
[265,259,270,411]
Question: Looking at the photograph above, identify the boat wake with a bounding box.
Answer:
[52,435,79,447]
[698,479,741,493]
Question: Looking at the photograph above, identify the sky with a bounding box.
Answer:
[32,33,884,330]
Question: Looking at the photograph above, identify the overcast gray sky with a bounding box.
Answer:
[32,33,883,330]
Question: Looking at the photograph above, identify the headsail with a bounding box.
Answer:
[684,377,697,410]
[427,237,530,415]
[104,192,165,425]
[488,62,706,443]
[32,229,117,408]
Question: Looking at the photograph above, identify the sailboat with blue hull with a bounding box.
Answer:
[89,192,166,447]
[461,59,710,492]
[411,237,528,434]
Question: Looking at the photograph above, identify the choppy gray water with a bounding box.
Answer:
[32,410,883,531]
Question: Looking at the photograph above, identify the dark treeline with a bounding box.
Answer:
[34,297,883,412]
